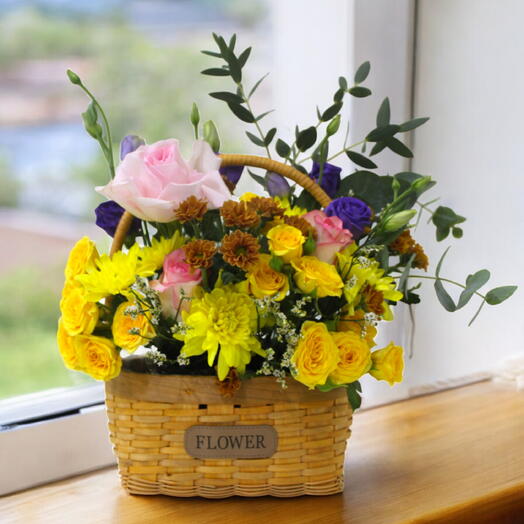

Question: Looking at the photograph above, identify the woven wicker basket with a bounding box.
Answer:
[105,154,354,498]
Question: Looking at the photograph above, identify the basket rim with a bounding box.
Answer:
[106,369,348,405]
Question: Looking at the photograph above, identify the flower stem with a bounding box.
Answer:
[239,83,272,159]
[407,274,487,300]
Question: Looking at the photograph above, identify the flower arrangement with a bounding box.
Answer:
[58,33,516,411]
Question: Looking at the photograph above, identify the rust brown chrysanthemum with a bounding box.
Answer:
[361,284,385,316]
[183,239,217,269]
[283,215,317,240]
[412,243,429,271]
[247,196,285,218]
[220,200,260,228]
[174,195,208,223]
[389,230,416,254]
[216,368,241,397]
[221,230,260,270]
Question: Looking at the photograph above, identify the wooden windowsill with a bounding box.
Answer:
[2,381,524,523]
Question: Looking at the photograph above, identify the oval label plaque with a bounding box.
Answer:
[184,425,278,459]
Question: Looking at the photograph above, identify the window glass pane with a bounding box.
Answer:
[0,0,272,400]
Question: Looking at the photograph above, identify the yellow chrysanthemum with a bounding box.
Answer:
[274,196,306,216]
[337,251,402,320]
[239,192,258,202]
[177,286,265,380]
[112,301,155,352]
[137,232,185,275]
[77,246,141,302]
[64,236,99,281]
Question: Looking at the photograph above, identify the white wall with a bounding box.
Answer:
[409,0,524,388]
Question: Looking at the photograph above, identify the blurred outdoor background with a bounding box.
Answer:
[0,0,272,398]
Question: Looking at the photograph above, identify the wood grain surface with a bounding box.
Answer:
[2,381,523,524]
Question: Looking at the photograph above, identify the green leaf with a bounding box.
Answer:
[227,103,255,123]
[209,91,244,104]
[247,169,266,189]
[434,279,456,312]
[399,117,430,132]
[354,61,370,84]
[201,50,222,58]
[452,227,463,239]
[269,255,284,272]
[333,88,345,102]
[276,139,291,158]
[432,206,466,230]
[369,141,387,156]
[346,150,377,169]
[228,55,242,83]
[246,131,265,147]
[321,102,343,122]
[485,286,518,305]
[346,381,362,411]
[339,171,394,212]
[398,253,416,293]
[255,109,275,122]
[265,128,277,146]
[238,47,252,68]
[457,270,491,309]
[296,126,317,152]
[249,73,269,97]
[212,33,230,58]
[376,97,391,126]
[436,226,451,241]
[386,137,413,158]
[201,67,230,77]
[312,140,329,164]
[366,124,400,142]
[349,86,372,98]
[394,172,423,184]
[303,234,316,256]
[338,76,348,90]
[436,247,451,278]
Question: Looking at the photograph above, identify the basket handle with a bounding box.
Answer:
[110,154,332,255]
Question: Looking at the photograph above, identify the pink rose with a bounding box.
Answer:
[150,248,201,319]
[304,209,353,263]
[96,139,231,222]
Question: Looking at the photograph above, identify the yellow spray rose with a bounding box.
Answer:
[75,334,122,381]
[57,318,82,371]
[329,331,372,385]
[267,224,305,262]
[112,301,155,352]
[337,310,377,348]
[291,321,340,389]
[64,236,99,281]
[369,342,404,385]
[291,256,344,298]
[247,254,289,301]
[60,281,99,336]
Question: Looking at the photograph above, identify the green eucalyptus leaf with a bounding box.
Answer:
[209,91,244,104]
[386,137,413,158]
[452,227,464,239]
[354,61,370,84]
[255,110,275,122]
[398,253,416,293]
[436,247,451,277]
[246,131,265,147]
[366,124,400,142]
[276,139,291,158]
[228,33,237,51]
[376,97,391,126]
[247,169,266,189]
[399,117,430,132]
[338,76,348,90]
[457,269,491,309]
[228,55,242,83]
[227,103,255,123]
[370,141,387,156]
[333,87,345,102]
[349,86,372,98]
[321,102,343,122]
[265,128,277,146]
[296,126,317,152]
[249,73,269,97]
[346,150,377,169]
[238,47,252,68]
[436,226,451,241]
[201,49,222,58]
[485,286,518,305]
[201,67,230,77]
[341,171,394,211]
[434,279,457,312]
[432,206,466,230]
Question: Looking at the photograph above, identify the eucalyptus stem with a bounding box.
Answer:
[77,82,115,179]
[239,83,272,159]
[407,274,487,300]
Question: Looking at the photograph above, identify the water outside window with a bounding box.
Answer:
[0,0,273,399]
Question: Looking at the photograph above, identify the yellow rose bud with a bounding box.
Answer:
[247,254,289,301]
[291,321,340,389]
[369,342,404,385]
[337,310,377,348]
[64,236,99,281]
[60,281,99,336]
[112,301,155,352]
[267,224,305,262]
[329,331,372,385]
[57,318,82,371]
[291,256,344,298]
[75,334,122,381]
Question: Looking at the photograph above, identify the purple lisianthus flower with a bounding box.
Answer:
[219,165,244,187]
[325,196,372,239]
[120,135,145,160]
[265,172,291,197]
[309,161,341,198]
[95,200,141,238]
